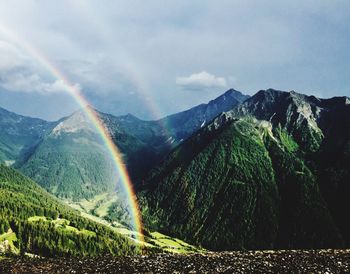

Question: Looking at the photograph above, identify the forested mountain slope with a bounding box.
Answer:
[140,89,350,250]
[0,165,138,257]
[18,109,118,200]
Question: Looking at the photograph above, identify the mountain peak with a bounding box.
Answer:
[254,88,286,99]
[224,88,242,95]
[51,109,95,136]
[119,113,140,121]
[220,88,250,102]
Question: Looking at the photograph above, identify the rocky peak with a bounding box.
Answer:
[221,88,250,102]
[51,108,95,136]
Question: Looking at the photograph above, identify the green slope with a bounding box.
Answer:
[18,110,118,200]
[140,117,343,250]
[0,165,139,257]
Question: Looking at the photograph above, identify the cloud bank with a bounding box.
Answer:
[0,0,349,120]
[0,40,80,94]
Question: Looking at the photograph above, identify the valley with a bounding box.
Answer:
[0,88,349,272]
[64,192,203,253]
[1,2,349,272]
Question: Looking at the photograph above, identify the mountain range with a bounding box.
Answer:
[1,89,248,200]
[0,87,349,256]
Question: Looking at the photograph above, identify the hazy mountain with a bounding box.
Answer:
[159,88,250,144]
[86,89,248,186]
[0,107,55,165]
[18,109,119,200]
[105,89,249,182]
[0,89,249,199]
[0,164,138,257]
[140,89,350,250]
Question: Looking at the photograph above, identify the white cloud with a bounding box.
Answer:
[0,71,79,94]
[176,71,227,90]
[0,40,80,94]
[0,40,27,71]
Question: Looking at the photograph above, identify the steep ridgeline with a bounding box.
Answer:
[0,107,55,165]
[233,89,325,152]
[140,89,350,250]
[104,89,249,182]
[160,89,250,143]
[18,109,118,200]
[100,112,167,184]
[0,165,138,257]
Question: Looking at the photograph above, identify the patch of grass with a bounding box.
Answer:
[52,218,69,226]
[95,195,118,217]
[149,231,204,253]
[28,216,47,222]
[65,192,118,218]
[0,230,19,254]
[28,216,97,237]
[80,229,96,237]
[0,231,17,242]
[276,126,299,153]
[64,225,79,233]
[78,193,109,213]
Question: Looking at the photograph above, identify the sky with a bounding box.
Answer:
[0,0,349,121]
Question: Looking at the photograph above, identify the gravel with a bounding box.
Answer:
[1,249,349,273]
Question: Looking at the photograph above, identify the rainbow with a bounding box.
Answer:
[0,23,144,244]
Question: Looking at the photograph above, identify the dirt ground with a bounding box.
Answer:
[1,249,349,273]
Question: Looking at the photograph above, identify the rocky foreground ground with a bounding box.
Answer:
[0,249,349,273]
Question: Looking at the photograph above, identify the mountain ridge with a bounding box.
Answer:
[139,88,350,250]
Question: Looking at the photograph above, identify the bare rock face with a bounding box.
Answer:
[51,109,95,136]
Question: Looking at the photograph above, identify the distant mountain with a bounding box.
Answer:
[160,88,250,144]
[0,164,138,257]
[0,107,55,165]
[75,89,248,189]
[100,112,167,184]
[140,89,350,250]
[105,89,249,182]
[0,89,249,194]
[17,109,120,200]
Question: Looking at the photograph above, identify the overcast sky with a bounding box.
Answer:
[0,0,349,120]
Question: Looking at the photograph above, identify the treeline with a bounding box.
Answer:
[9,219,135,257]
[0,165,139,257]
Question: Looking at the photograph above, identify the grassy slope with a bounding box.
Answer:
[65,193,203,254]
[0,165,139,257]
